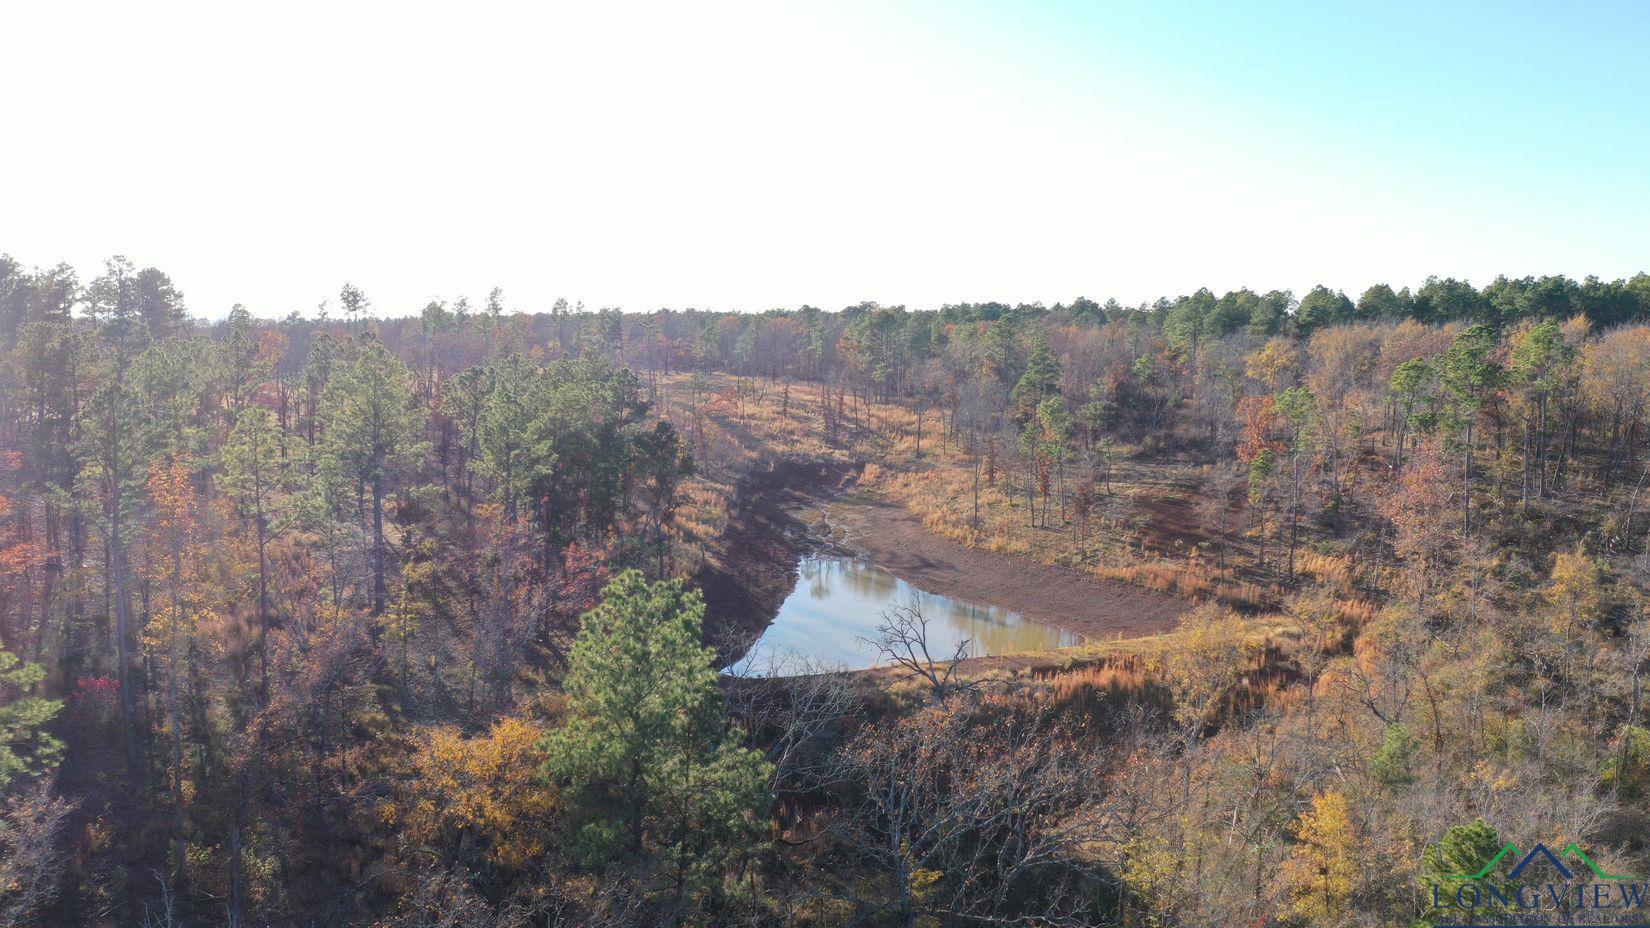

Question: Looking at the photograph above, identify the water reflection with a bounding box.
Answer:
[724,555,1079,676]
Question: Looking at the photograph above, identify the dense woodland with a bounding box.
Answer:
[4,254,1650,926]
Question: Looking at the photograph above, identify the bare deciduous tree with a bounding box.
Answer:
[867,600,976,703]
[823,697,1122,927]
[0,787,73,928]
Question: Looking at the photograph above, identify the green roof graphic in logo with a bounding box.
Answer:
[1440,841,1633,881]
[1559,843,1633,881]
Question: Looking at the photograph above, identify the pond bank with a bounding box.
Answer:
[695,457,1187,670]
[822,491,1189,643]
[693,459,861,665]
[724,553,1080,675]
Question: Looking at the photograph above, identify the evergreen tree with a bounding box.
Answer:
[0,637,61,794]
[78,258,157,772]
[1421,818,1504,926]
[1370,724,1418,788]
[339,282,371,331]
[1356,282,1406,320]
[1293,285,1355,336]
[320,339,426,613]
[1440,324,1501,535]
[541,571,771,900]
[220,405,287,693]
[478,353,548,520]
[631,421,692,578]
[1507,318,1568,504]
[1010,325,1061,422]
[1389,357,1436,467]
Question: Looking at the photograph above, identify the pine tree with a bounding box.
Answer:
[541,571,771,899]
[1388,357,1435,468]
[1010,324,1061,422]
[1421,819,1503,906]
[0,636,61,794]
[320,339,426,613]
[1440,324,1500,535]
[220,405,287,694]
[1508,318,1567,505]
[338,282,371,331]
[477,353,548,521]
[81,256,155,773]
[631,421,692,578]
[1370,724,1418,788]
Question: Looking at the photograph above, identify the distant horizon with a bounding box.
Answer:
[9,249,1649,323]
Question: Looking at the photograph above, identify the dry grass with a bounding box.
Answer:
[1331,596,1379,627]
[1090,562,1271,611]
[1296,551,1364,594]
[1043,659,1153,710]
[653,372,1296,626]
[1020,631,1290,721]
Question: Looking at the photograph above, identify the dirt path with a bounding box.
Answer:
[825,493,1188,642]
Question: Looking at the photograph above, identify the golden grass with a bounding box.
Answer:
[1332,596,1378,627]
[1090,562,1271,611]
[1044,659,1153,709]
[1296,551,1361,594]
[653,372,1295,625]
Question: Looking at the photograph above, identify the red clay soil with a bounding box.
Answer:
[1136,492,1207,554]
[831,495,1188,642]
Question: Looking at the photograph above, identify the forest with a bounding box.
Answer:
[3,254,1650,927]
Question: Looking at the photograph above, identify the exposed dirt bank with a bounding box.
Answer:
[694,459,862,664]
[698,458,1187,674]
[824,493,1189,642]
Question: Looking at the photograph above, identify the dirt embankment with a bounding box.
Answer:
[697,458,1187,668]
[693,459,862,662]
[827,495,1188,642]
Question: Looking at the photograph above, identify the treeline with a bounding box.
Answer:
[613,284,1650,570]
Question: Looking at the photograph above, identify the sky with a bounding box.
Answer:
[3,0,1649,319]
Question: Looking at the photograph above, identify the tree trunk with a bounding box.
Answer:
[372,478,387,614]
[111,478,138,776]
[256,508,269,700]
[1462,422,1474,538]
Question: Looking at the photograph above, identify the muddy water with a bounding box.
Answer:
[723,554,1080,676]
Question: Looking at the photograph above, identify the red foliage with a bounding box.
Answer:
[72,675,119,705]
[1235,395,1283,466]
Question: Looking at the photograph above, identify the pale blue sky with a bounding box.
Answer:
[967,0,1650,203]
[2,0,1646,317]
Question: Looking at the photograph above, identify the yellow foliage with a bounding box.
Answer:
[1245,338,1301,390]
[1118,834,1180,928]
[1158,604,1252,734]
[396,716,555,870]
[1280,791,1359,924]
[909,866,942,902]
[1545,545,1605,633]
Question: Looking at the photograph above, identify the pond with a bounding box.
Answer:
[723,554,1080,676]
